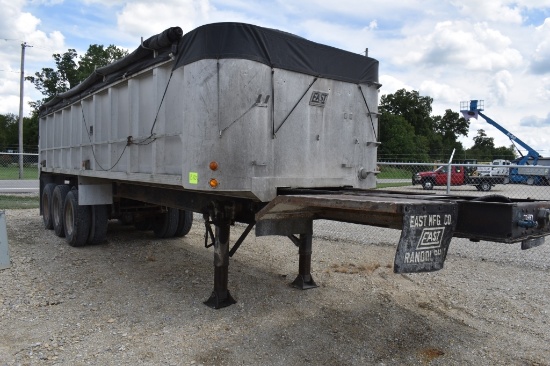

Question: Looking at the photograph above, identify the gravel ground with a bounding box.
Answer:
[1,208,549,365]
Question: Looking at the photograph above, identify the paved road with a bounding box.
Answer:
[0,180,39,194]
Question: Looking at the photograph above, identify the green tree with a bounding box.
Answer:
[378,112,429,161]
[26,44,128,107]
[493,145,516,160]
[0,113,39,151]
[0,113,19,150]
[380,89,433,137]
[431,109,469,160]
[465,131,517,162]
[23,115,39,151]
[77,45,127,82]
[466,129,495,161]
[23,44,128,148]
[379,89,468,160]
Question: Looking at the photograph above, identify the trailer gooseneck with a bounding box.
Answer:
[39,23,550,308]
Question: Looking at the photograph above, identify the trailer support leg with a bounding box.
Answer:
[204,219,236,309]
[290,233,318,290]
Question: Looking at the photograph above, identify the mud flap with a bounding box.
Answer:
[394,203,457,273]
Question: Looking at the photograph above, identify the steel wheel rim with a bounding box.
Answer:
[65,200,74,237]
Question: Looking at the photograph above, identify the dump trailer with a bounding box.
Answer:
[39,23,550,309]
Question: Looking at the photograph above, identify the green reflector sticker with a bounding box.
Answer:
[189,172,198,184]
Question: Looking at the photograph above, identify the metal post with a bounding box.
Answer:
[18,42,27,180]
[446,148,456,194]
[0,211,10,270]
[204,218,236,309]
[291,233,318,290]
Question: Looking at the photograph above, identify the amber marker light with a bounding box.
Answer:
[209,161,219,171]
[209,178,219,188]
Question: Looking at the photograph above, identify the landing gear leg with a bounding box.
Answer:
[290,233,318,290]
[204,208,236,309]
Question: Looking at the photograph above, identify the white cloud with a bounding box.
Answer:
[419,80,468,109]
[0,0,549,154]
[398,21,523,72]
[450,0,523,24]
[116,0,213,37]
[379,75,413,96]
[536,77,550,100]
[0,0,67,115]
[520,112,550,127]
[28,0,64,4]
[530,18,550,73]
[488,70,514,104]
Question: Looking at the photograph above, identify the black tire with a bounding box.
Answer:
[480,181,492,192]
[88,205,109,245]
[52,185,70,237]
[174,210,193,237]
[153,208,179,238]
[42,183,56,230]
[422,180,434,190]
[63,190,91,247]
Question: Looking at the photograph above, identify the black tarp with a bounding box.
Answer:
[173,22,378,85]
[41,22,378,116]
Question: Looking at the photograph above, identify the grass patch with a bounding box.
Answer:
[377,166,413,179]
[0,195,40,209]
[0,166,39,180]
[376,182,413,189]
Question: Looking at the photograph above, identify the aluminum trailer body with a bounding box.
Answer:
[39,23,379,203]
[38,24,550,308]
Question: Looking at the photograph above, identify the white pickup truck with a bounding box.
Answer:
[476,159,511,176]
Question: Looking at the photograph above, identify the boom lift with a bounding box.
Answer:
[460,100,546,184]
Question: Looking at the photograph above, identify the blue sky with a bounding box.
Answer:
[1,0,550,153]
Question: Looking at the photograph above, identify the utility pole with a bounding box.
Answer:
[18,42,30,179]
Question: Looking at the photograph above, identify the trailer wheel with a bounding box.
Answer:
[52,184,70,237]
[153,208,179,238]
[88,205,109,245]
[174,210,193,237]
[480,181,492,192]
[422,180,434,190]
[42,183,56,230]
[63,190,91,247]
[526,177,535,185]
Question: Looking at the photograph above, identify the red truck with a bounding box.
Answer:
[412,165,505,191]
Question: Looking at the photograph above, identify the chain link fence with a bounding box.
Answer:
[0,153,40,208]
[2,154,549,268]
[314,161,549,270]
